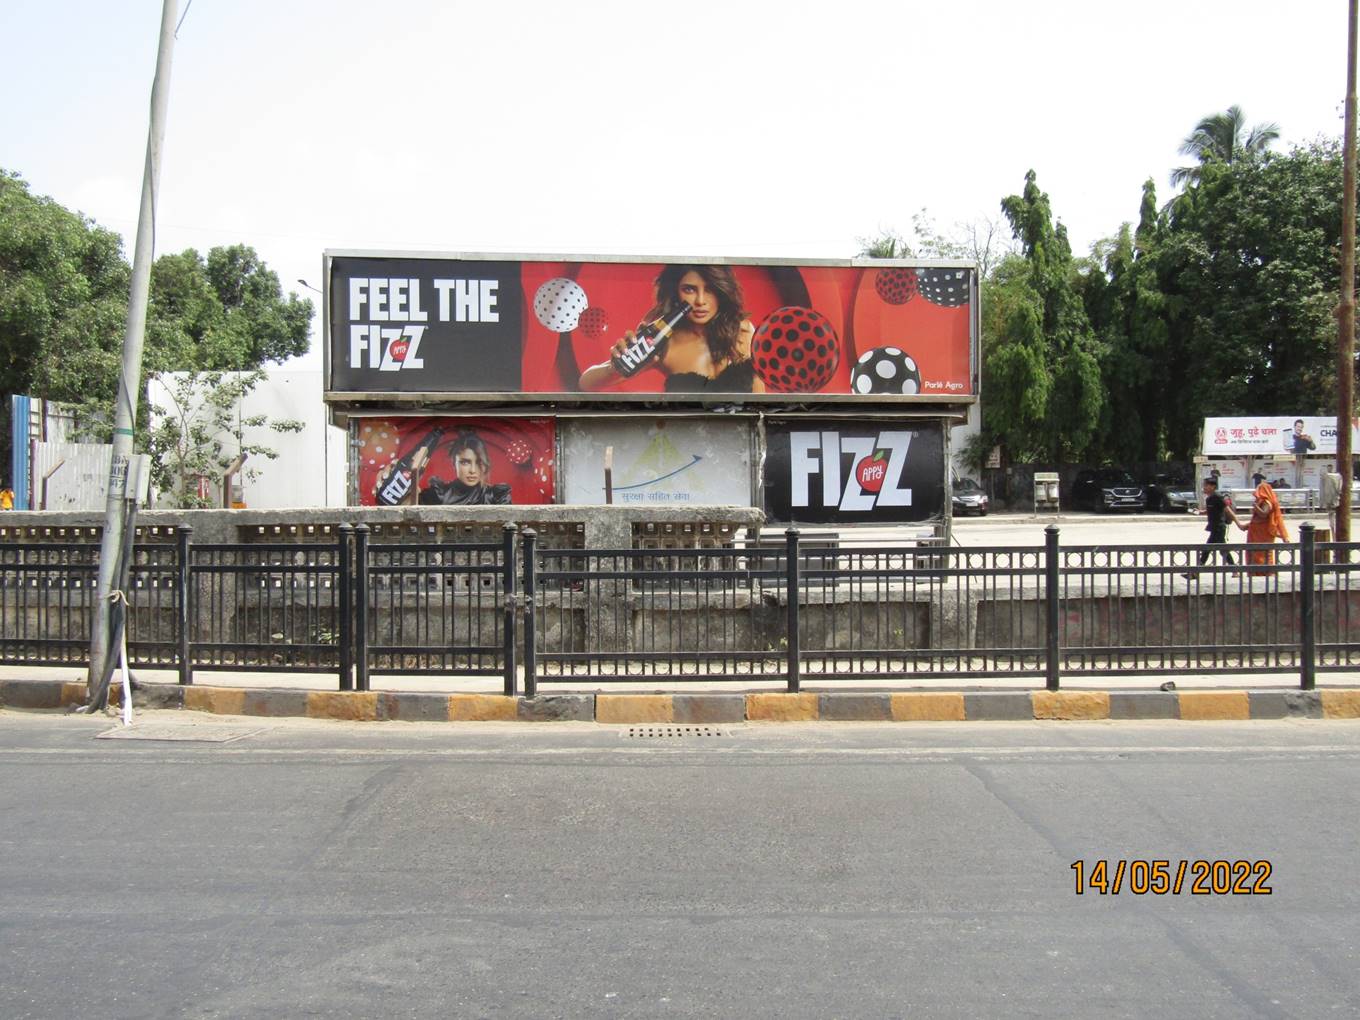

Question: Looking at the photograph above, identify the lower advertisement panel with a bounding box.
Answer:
[355,416,556,506]
[561,419,753,506]
[763,419,945,524]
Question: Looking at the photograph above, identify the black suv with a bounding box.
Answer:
[1070,468,1147,512]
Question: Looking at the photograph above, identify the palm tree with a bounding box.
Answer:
[857,231,911,259]
[1170,105,1280,188]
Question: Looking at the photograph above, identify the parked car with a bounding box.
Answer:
[952,476,989,516]
[1143,473,1195,512]
[1070,468,1147,512]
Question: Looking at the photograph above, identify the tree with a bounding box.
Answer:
[1158,140,1349,452]
[858,212,1017,278]
[0,171,129,468]
[856,230,912,259]
[1170,105,1279,189]
[0,170,314,481]
[981,256,1052,460]
[909,210,1018,279]
[147,244,312,371]
[1080,180,1172,464]
[145,369,303,508]
[988,171,1104,463]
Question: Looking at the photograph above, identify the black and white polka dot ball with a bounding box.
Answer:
[532,277,589,332]
[852,347,921,395]
[916,268,970,307]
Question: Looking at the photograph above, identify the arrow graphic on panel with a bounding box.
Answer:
[614,455,704,491]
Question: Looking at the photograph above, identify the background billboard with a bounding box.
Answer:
[1202,416,1360,457]
[763,420,945,524]
[354,416,555,506]
[327,254,974,402]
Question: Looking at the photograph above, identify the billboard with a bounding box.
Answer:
[326,253,975,403]
[561,419,753,505]
[1202,416,1360,457]
[354,417,555,506]
[763,420,945,524]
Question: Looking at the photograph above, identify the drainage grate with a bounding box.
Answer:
[624,725,726,739]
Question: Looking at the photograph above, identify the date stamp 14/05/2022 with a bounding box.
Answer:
[1071,859,1272,896]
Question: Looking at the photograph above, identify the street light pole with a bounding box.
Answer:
[86,0,178,703]
[1339,0,1357,543]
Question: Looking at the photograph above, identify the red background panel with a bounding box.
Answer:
[355,416,556,505]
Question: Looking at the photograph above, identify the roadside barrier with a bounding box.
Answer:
[1,522,1355,693]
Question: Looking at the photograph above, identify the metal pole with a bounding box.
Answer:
[1339,0,1357,542]
[1300,522,1317,690]
[522,529,537,699]
[176,525,192,685]
[501,523,517,698]
[337,523,353,691]
[87,0,178,699]
[785,528,801,694]
[354,524,369,693]
[1045,525,1061,691]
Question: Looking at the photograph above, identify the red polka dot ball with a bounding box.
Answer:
[752,307,840,393]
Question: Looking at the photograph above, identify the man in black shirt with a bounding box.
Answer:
[1182,477,1242,577]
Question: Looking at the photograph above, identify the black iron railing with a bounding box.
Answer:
[2,521,1356,693]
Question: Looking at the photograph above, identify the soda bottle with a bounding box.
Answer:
[376,428,444,506]
[611,304,691,377]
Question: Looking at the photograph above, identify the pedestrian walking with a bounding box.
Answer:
[1182,476,1244,579]
[1245,473,1290,575]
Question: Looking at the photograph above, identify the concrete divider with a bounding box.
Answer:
[1032,691,1110,721]
[596,694,672,724]
[746,693,819,722]
[1177,691,1251,721]
[890,692,966,722]
[2,679,1359,724]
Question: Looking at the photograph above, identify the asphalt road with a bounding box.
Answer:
[2,711,1358,1019]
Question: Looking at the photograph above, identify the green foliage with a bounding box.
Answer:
[0,169,313,475]
[859,212,1017,277]
[856,230,912,259]
[0,171,130,463]
[1071,133,1346,463]
[986,171,1104,463]
[145,369,304,508]
[1158,140,1348,453]
[1080,183,1171,463]
[148,244,312,371]
[1170,105,1279,190]
[958,429,998,475]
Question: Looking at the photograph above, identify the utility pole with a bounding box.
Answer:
[1340,0,1358,543]
[86,0,179,700]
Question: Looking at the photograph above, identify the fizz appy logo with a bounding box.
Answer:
[345,274,501,372]
[789,431,915,512]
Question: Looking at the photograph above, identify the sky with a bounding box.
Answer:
[1,1,1352,371]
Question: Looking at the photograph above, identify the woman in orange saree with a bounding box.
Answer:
[1245,479,1290,572]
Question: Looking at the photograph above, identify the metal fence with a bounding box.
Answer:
[354,524,516,691]
[2,522,1356,695]
[521,523,1360,694]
